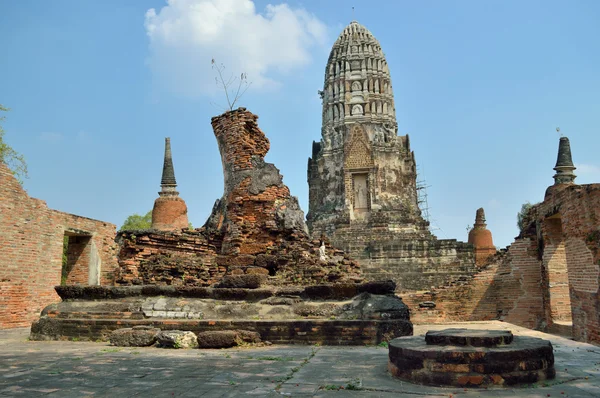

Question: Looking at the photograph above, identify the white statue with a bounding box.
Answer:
[354,176,368,209]
[373,128,384,144]
[319,241,329,262]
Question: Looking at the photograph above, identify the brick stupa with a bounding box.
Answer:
[468,208,496,265]
[151,137,189,231]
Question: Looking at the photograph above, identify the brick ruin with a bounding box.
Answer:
[2,20,598,351]
[116,108,362,287]
[29,107,413,344]
[0,162,118,328]
[303,19,600,347]
[389,329,555,387]
[404,137,600,345]
[307,21,477,291]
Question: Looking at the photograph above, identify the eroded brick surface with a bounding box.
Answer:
[115,109,362,287]
[0,162,118,329]
[403,239,544,329]
[404,183,600,346]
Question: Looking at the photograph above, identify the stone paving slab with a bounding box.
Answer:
[1,322,599,397]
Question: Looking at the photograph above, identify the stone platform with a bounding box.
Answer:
[389,328,556,387]
[425,328,514,346]
[30,283,413,345]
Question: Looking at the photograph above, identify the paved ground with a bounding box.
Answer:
[1,321,599,397]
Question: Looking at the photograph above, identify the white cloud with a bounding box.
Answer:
[77,131,91,142]
[487,198,500,209]
[39,132,64,142]
[576,163,600,175]
[575,163,600,184]
[145,0,328,99]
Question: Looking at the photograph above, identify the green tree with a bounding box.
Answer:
[120,210,153,231]
[61,236,70,285]
[120,210,193,231]
[0,104,28,183]
[517,202,533,232]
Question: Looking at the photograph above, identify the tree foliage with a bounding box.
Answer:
[517,202,534,231]
[0,104,28,184]
[120,211,153,231]
[61,236,70,285]
[120,210,194,231]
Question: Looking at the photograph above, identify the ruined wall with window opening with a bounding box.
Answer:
[0,162,118,328]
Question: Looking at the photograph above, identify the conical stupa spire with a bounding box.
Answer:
[152,137,188,230]
[160,137,177,189]
[553,137,576,185]
[474,208,486,226]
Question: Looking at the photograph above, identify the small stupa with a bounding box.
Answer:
[151,137,189,231]
[553,136,577,185]
[545,136,577,198]
[468,208,495,265]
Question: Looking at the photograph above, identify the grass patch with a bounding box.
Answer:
[275,346,320,390]
[99,348,121,353]
[254,356,293,361]
[321,384,342,391]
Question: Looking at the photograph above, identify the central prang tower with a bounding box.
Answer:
[308,20,425,236]
[307,21,476,291]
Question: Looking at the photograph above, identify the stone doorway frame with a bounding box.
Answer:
[62,229,101,286]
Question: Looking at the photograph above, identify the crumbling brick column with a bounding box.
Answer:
[206,108,308,255]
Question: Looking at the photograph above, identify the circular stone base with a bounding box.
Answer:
[389,335,555,387]
[425,328,513,347]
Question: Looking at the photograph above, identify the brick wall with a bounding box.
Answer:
[403,238,545,330]
[541,218,572,322]
[403,183,600,345]
[531,184,600,343]
[0,162,118,329]
[64,236,91,285]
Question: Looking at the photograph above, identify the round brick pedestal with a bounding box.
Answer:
[388,328,555,387]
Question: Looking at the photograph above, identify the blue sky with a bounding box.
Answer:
[1,0,599,247]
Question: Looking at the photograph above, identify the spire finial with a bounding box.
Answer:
[160,137,177,193]
[553,136,576,185]
[475,208,486,226]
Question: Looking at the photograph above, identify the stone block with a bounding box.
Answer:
[302,284,358,300]
[245,267,269,275]
[339,292,410,320]
[197,330,261,348]
[156,330,198,348]
[357,280,396,295]
[215,274,265,289]
[109,326,160,347]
